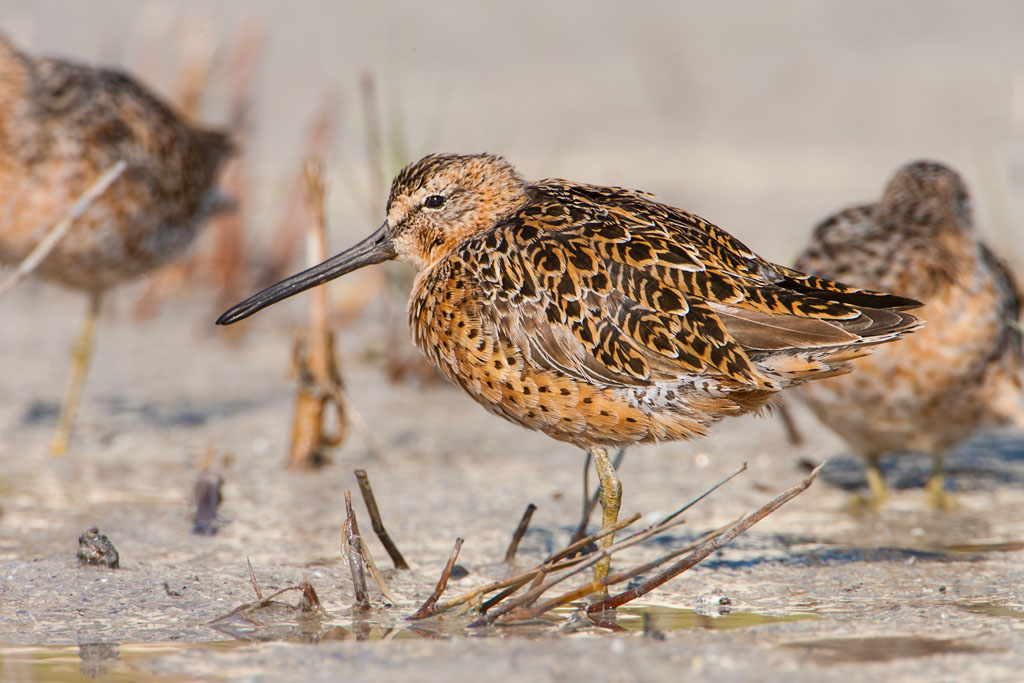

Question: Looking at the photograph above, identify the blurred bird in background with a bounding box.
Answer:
[793,160,1024,509]
[0,34,231,454]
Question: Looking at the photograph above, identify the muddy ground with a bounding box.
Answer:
[3,1,1024,680]
[1,284,1024,682]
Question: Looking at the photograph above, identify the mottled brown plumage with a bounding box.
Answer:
[0,35,231,453]
[0,35,231,290]
[219,153,921,585]
[794,160,1024,508]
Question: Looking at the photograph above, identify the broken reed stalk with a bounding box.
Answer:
[343,490,371,611]
[212,563,325,623]
[470,511,704,627]
[407,514,641,621]
[527,525,730,619]
[469,464,751,626]
[571,448,626,544]
[504,503,538,564]
[246,557,265,601]
[0,160,126,299]
[354,469,410,569]
[409,537,465,620]
[298,575,323,613]
[357,536,399,605]
[407,462,753,622]
[478,513,645,614]
[286,158,349,468]
[304,158,329,363]
[516,462,757,618]
[586,463,824,613]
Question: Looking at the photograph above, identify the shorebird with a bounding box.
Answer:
[794,160,1023,509]
[219,153,920,586]
[0,35,231,454]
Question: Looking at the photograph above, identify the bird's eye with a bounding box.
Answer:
[424,195,446,209]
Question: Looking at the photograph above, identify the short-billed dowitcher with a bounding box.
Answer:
[219,153,920,586]
[794,160,1023,509]
[0,35,231,454]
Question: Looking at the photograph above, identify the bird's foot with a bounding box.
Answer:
[924,475,957,512]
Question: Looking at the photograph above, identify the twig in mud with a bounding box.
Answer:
[247,557,264,601]
[298,575,323,613]
[420,465,747,623]
[287,158,349,468]
[354,469,409,569]
[524,525,730,620]
[408,514,641,621]
[650,462,748,529]
[405,460,816,629]
[469,511,702,627]
[212,563,326,623]
[469,464,753,626]
[342,491,370,611]
[504,503,537,564]
[586,463,824,613]
[409,537,464,620]
[357,536,399,605]
[0,161,126,298]
[407,463,751,624]
[209,562,328,644]
[571,448,625,544]
[341,480,399,604]
[472,464,763,625]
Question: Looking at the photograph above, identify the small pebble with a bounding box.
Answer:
[76,528,119,568]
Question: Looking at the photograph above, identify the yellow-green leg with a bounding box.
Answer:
[864,453,889,507]
[850,453,889,512]
[50,292,102,456]
[924,452,957,511]
[591,445,622,599]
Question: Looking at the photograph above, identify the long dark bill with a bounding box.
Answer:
[216,222,395,325]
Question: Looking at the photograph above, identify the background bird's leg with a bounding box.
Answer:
[591,445,622,597]
[775,401,805,446]
[863,452,888,509]
[925,452,956,511]
[50,292,102,456]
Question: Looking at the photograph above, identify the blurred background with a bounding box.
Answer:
[4,0,1022,272]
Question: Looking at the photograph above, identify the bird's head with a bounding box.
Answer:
[879,160,973,234]
[216,153,526,325]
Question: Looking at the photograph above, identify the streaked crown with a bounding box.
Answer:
[878,160,973,232]
[385,153,527,269]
